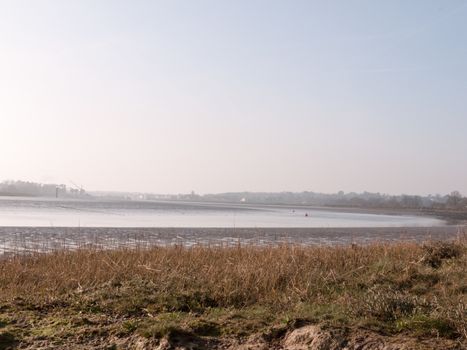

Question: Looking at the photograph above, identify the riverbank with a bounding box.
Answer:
[313,205,467,225]
[0,237,465,349]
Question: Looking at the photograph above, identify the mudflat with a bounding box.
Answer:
[0,225,464,254]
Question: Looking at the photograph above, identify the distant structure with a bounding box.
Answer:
[69,181,86,197]
[0,181,72,198]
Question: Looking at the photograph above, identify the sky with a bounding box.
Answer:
[1,0,466,195]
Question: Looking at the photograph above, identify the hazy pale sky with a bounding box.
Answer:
[1,0,466,195]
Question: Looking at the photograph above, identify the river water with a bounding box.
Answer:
[0,197,458,253]
[0,197,443,228]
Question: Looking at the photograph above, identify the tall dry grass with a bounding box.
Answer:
[0,240,463,302]
[0,238,465,339]
[0,243,423,300]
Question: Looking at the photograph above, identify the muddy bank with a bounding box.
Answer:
[294,205,467,224]
[154,324,465,350]
[0,226,464,254]
[9,324,463,349]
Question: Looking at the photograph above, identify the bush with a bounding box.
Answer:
[422,242,463,268]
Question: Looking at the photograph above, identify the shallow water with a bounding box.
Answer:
[0,197,443,228]
[0,226,461,256]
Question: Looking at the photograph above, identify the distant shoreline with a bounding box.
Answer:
[2,194,465,222]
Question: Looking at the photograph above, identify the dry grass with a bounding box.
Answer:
[0,238,465,348]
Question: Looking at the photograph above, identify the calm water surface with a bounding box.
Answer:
[0,197,443,228]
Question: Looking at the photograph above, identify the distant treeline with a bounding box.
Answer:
[2,180,466,212]
[197,191,467,211]
[0,180,88,198]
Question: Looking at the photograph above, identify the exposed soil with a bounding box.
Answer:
[5,323,464,349]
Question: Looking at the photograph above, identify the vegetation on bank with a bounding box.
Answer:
[0,238,465,349]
